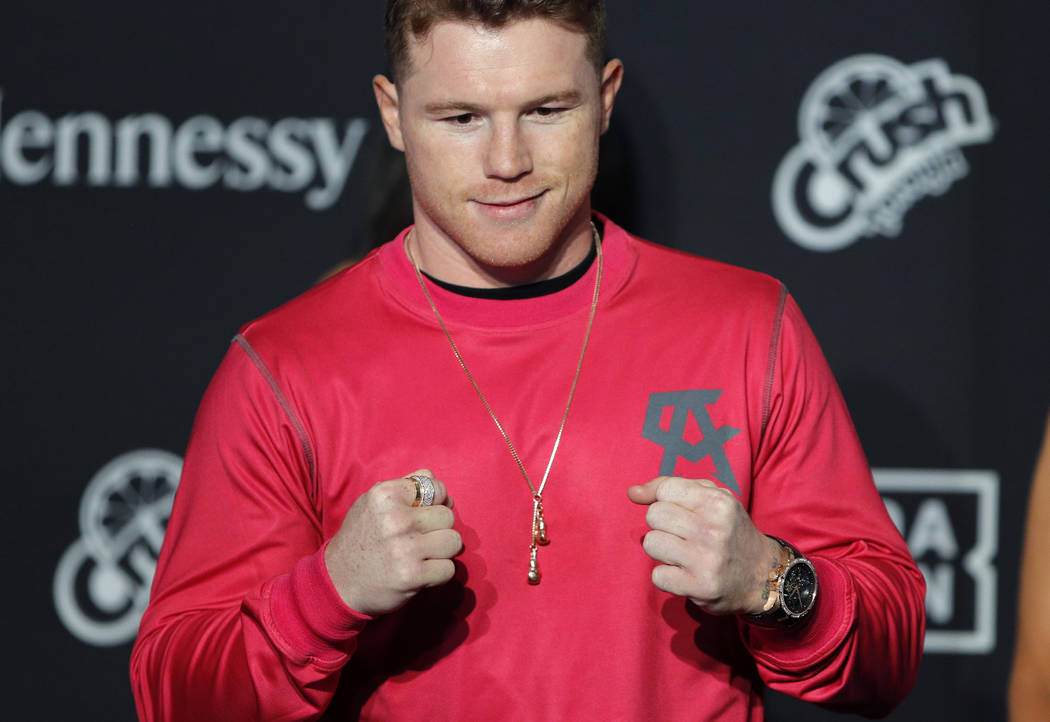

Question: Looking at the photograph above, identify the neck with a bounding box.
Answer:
[423,238,598,300]
[406,210,595,288]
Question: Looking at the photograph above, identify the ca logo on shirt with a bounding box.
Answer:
[642,390,741,494]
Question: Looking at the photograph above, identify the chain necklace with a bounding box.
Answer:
[406,222,603,584]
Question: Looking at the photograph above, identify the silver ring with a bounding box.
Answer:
[409,474,435,507]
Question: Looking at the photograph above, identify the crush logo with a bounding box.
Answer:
[874,468,999,654]
[772,55,994,251]
[54,449,182,647]
[0,89,367,210]
[642,390,741,494]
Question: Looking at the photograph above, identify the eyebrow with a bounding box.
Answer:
[423,90,583,115]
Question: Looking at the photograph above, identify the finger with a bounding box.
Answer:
[641,528,691,568]
[651,563,698,599]
[401,468,434,506]
[416,528,463,561]
[627,476,672,505]
[401,469,453,508]
[419,558,456,588]
[653,477,724,511]
[412,504,456,533]
[645,501,701,540]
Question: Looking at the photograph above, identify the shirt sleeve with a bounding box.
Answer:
[130,338,370,721]
[741,291,926,717]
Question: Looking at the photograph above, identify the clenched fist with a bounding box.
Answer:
[628,476,781,615]
[325,469,462,616]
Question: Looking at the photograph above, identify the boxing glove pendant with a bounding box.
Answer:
[528,546,541,585]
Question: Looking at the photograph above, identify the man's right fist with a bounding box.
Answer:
[324,469,461,616]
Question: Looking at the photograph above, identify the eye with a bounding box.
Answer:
[532,106,562,118]
[446,113,475,125]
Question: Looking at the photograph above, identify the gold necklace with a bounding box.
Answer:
[407,223,603,584]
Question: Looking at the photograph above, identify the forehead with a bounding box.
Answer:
[399,18,595,102]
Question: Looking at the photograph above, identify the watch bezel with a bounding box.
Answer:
[778,557,818,618]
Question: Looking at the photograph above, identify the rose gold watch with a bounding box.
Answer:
[743,536,818,627]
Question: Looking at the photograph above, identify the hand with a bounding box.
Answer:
[325,469,462,616]
[627,476,781,615]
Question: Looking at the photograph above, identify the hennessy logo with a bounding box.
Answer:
[0,89,368,211]
[642,390,741,494]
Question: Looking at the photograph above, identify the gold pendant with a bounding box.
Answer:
[528,545,541,585]
[532,496,550,546]
[408,223,603,587]
[528,496,549,584]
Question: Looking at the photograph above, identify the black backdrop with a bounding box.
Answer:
[4,1,1048,720]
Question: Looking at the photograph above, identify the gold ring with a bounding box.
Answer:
[409,474,435,507]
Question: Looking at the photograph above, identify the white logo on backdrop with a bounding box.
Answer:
[772,55,994,251]
[0,90,367,211]
[54,449,182,647]
[875,468,999,654]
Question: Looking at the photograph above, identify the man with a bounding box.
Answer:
[131,1,925,719]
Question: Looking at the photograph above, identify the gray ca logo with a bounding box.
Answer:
[53,449,181,647]
[642,390,741,494]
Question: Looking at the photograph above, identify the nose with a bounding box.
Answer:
[483,120,532,181]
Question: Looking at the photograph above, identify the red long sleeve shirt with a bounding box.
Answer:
[131,216,924,720]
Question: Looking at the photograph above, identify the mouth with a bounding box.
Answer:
[477,190,546,206]
[473,190,547,219]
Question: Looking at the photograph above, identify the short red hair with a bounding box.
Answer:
[384,0,607,82]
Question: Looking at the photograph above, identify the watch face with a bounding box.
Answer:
[780,560,817,616]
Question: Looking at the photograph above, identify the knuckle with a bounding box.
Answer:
[661,477,684,496]
[651,565,671,589]
[378,511,409,538]
[429,529,460,558]
[389,536,416,564]
[713,488,733,507]
[435,559,455,583]
[445,529,464,554]
[642,530,661,555]
[681,515,703,540]
[373,482,401,507]
[708,492,735,518]
[415,506,454,533]
[355,485,382,511]
[435,505,455,528]
[706,526,731,551]
[392,558,419,589]
[644,503,662,527]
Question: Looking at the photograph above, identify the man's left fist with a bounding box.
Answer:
[628,476,781,615]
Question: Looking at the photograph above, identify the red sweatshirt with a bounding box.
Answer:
[131,216,924,720]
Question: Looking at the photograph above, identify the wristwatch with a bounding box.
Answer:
[743,536,818,627]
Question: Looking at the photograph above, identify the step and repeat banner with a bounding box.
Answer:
[3,1,1047,720]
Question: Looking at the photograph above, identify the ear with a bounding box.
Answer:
[373,74,405,151]
[598,59,624,135]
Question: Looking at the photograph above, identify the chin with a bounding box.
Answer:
[470,243,552,271]
[472,225,565,267]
